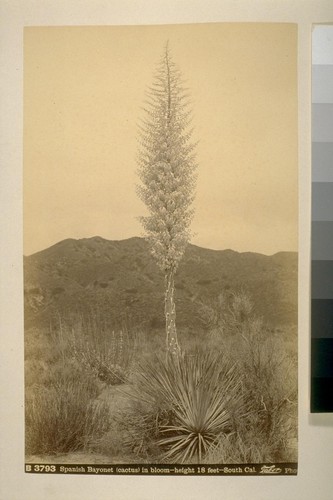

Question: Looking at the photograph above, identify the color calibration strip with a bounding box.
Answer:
[311,25,333,412]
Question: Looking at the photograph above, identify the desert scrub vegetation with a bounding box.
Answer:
[115,350,246,463]
[25,288,297,464]
[114,289,297,464]
[25,368,111,455]
[201,290,297,463]
[53,312,138,385]
[25,319,119,458]
[69,326,134,385]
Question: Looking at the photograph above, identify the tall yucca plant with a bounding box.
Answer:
[137,43,197,355]
[134,351,244,463]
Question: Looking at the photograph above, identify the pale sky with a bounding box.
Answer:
[24,23,297,256]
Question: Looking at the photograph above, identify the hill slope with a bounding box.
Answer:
[24,236,297,332]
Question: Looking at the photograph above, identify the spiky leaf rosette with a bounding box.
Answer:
[132,350,245,463]
[137,44,197,273]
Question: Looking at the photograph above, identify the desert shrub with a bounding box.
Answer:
[87,426,133,461]
[123,350,246,463]
[70,327,135,385]
[236,332,297,462]
[206,290,297,463]
[203,431,273,464]
[114,397,165,461]
[52,311,138,385]
[25,327,73,389]
[25,369,111,455]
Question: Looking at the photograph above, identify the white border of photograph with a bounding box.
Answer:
[1,1,333,499]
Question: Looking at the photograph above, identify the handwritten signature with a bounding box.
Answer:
[260,465,282,474]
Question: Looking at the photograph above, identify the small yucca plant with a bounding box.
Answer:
[133,350,245,463]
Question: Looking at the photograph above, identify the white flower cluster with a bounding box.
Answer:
[137,46,197,273]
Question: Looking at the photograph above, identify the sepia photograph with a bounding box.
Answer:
[23,23,298,474]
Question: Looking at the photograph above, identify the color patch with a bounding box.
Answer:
[311,25,333,412]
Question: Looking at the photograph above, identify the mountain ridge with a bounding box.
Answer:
[24,236,297,332]
[25,235,296,259]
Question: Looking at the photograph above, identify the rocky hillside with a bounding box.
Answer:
[24,236,297,332]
